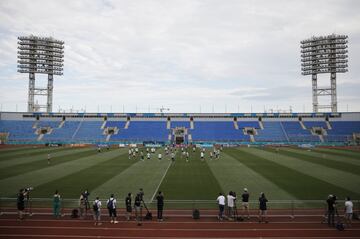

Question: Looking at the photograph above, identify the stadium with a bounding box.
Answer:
[1,1,360,238]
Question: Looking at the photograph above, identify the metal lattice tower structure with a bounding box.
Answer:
[300,34,348,113]
[17,35,64,112]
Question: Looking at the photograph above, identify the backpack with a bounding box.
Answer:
[93,201,99,211]
[71,209,79,218]
[107,199,114,210]
[335,222,345,231]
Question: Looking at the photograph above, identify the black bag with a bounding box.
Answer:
[145,211,152,220]
[93,202,98,211]
[192,209,200,219]
[71,209,79,218]
[107,199,114,210]
[335,222,345,231]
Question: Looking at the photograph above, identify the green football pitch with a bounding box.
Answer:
[0,146,359,208]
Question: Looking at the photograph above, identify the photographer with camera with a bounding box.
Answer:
[326,194,337,227]
[17,188,31,220]
[81,190,90,217]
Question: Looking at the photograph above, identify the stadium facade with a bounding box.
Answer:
[0,111,359,146]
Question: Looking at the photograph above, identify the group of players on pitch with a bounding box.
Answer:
[127,145,222,163]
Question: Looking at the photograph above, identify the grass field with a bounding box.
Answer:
[0,145,359,208]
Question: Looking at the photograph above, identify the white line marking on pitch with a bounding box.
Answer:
[149,160,172,203]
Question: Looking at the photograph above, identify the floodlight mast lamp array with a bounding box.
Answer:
[17,35,64,112]
[301,34,348,113]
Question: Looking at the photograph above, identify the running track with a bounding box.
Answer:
[0,208,359,238]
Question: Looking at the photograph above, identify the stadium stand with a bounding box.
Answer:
[281,121,320,142]
[255,121,288,142]
[0,120,36,141]
[191,121,250,142]
[0,112,359,145]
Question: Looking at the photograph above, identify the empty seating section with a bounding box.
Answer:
[106,121,126,128]
[255,122,287,142]
[191,121,249,141]
[1,117,360,144]
[0,120,36,141]
[43,121,80,142]
[303,121,327,128]
[237,121,260,128]
[36,120,61,128]
[325,121,360,142]
[281,121,319,142]
[111,121,168,142]
[171,121,190,128]
[73,121,105,141]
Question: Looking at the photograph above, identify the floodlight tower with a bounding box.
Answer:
[17,35,64,112]
[300,34,348,112]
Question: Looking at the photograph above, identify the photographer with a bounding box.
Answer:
[17,188,29,220]
[82,190,90,217]
[326,194,337,227]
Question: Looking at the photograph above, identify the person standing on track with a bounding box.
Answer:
[17,189,28,221]
[134,193,143,226]
[107,194,118,224]
[125,193,132,221]
[93,197,102,226]
[241,188,250,219]
[258,192,268,223]
[344,196,353,227]
[227,191,236,220]
[326,194,336,227]
[156,191,164,221]
[53,190,61,218]
[216,193,226,221]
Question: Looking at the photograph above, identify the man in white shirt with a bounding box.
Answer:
[158,153,162,161]
[93,197,102,226]
[227,191,236,220]
[200,151,204,161]
[216,193,226,220]
[107,194,118,224]
[344,197,353,227]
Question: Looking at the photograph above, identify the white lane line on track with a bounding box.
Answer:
[1,226,360,231]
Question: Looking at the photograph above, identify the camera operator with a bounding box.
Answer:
[326,194,337,227]
[17,188,29,220]
[82,190,90,217]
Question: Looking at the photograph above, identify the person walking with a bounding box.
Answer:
[216,193,226,221]
[53,190,61,218]
[93,197,102,226]
[156,191,164,221]
[241,188,250,219]
[258,192,268,223]
[125,193,132,221]
[344,196,353,227]
[107,194,118,224]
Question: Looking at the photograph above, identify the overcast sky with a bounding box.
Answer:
[0,0,359,113]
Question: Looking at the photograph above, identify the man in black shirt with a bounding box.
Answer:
[156,191,164,221]
[125,193,132,221]
[241,188,250,219]
[326,195,336,226]
[134,193,142,226]
[17,189,28,220]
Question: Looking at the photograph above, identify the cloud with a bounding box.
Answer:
[0,0,359,113]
